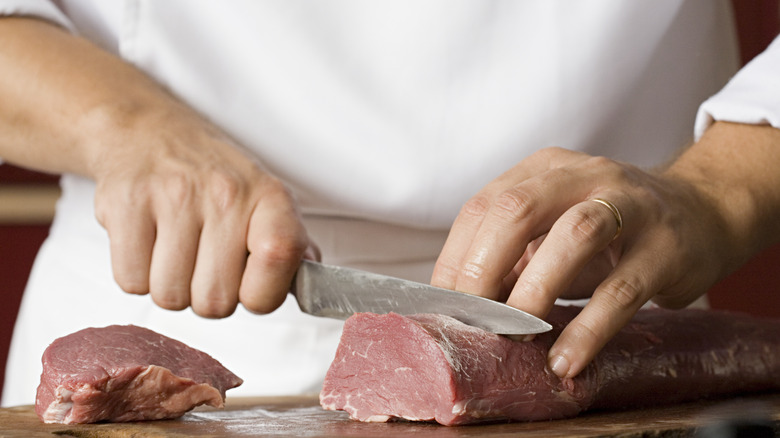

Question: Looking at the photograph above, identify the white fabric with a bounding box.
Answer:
[695,34,780,139]
[0,0,74,31]
[1,0,742,406]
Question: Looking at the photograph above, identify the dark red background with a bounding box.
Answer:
[1,0,778,400]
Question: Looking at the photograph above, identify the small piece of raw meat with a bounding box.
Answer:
[36,325,243,424]
[320,306,780,425]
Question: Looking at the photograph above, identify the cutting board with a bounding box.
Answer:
[1,393,778,437]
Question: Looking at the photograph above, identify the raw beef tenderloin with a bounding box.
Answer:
[36,325,243,424]
[320,306,780,425]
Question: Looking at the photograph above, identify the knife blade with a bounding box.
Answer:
[291,260,552,335]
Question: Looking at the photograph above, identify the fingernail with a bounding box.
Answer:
[550,354,570,378]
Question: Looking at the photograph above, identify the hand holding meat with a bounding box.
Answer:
[432,121,780,380]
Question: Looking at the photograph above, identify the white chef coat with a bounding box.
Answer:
[3,0,775,407]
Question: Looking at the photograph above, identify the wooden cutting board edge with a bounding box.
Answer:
[1,393,778,438]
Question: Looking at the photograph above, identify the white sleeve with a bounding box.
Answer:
[0,0,75,32]
[694,35,780,140]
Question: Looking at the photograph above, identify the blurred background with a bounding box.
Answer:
[1,0,778,399]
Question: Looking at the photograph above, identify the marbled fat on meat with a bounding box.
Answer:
[320,306,780,425]
[35,325,243,424]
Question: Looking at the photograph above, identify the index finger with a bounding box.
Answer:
[238,179,309,314]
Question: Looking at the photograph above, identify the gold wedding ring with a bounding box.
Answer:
[591,198,623,241]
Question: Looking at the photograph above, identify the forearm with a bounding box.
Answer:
[0,16,189,177]
[662,121,780,270]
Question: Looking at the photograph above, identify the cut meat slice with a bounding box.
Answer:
[320,306,780,425]
[35,325,243,424]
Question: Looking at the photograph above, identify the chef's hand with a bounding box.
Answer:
[0,17,313,319]
[91,105,316,318]
[431,122,780,379]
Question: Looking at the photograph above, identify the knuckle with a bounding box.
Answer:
[516,272,549,301]
[94,180,147,226]
[115,276,149,296]
[160,172,196,208]
[581,155,626,180]
[151,289,190,311]
[207,169,246,212]
[581,155,637,186]
[461,260,487,281]
[582,155,615,170]
[493,188,535,223]
[455,261,503,300]
[562,209,609,246]
[530,146,563,162]
[526,146,578,167]
[192,294,238,319]
[262,174,291,195]
[460,195,491,220]
[431,256,462,288]
[241,293,286,315]
[599,278,644,312]
[256,173,296,204]
[253,234,308,267]
[566,317,607,351]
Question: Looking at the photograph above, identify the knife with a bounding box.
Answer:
[291,260,552,335]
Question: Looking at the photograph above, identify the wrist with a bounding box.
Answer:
[662,122,780,269]
[74,96,194,180]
